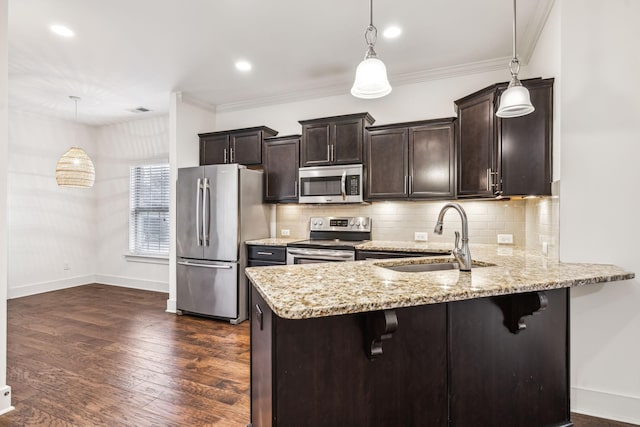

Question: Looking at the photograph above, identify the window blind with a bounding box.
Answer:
[129,163,170,256]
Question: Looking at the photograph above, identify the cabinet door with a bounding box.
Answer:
[301,123,331,166]
[200,134,229,165]
[251,287,274,427]
[264,138,300,202]
[498,80,553,196]
[457,90,498,197]
[366,128,408,199]
[231,130,262,165]
[409,123,455,199]
[332,118,364,164]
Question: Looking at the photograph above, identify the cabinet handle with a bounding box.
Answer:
[404,176,408,194]
[326,145,331,162]
[224,148,228,163]
[230,147,234,163]
[294,181,298,197]
[255,304,264,330]
[409,175,413,195]
[331,145,335,162]
[256,251,273,256]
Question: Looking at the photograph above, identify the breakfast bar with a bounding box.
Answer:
[245,243,634,427]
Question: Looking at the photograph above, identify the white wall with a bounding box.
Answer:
[558,0,640,423]
[7,111,97,298]
[95,115,170,292]
[0,0,12,414]
[167,93,216,312]
[216,69,508,134]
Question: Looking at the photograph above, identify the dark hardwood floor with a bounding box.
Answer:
[0,284,636,426]
[2,284,250,426]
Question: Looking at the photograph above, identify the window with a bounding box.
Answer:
[129,163,170,256]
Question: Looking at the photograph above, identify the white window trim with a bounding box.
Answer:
[124,253,169,265]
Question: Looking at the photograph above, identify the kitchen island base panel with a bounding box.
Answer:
[250,287,571,427]
[250,287,447,427]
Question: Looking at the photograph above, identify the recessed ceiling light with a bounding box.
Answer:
[50,25,75,38]
[383,26,402,39]
[235,61,252,72]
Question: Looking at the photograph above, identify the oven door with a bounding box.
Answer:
[286,248,355,265]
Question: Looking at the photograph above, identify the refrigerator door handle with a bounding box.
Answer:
[177,261,233,269]
[202,177,210,246]
[196,178,202,246]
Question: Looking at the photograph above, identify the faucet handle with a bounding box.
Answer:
[454,231,461,250]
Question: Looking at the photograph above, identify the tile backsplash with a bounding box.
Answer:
[275,196,559,257]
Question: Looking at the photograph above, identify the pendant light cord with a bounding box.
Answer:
[364,0,378,54]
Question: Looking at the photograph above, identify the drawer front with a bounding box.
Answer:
[248,245,286,262]
[248,260,285,267]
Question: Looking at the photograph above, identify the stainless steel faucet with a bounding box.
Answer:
[434,203,472,271]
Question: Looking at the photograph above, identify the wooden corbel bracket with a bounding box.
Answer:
[495,291,549,334]
[364,309,398,360]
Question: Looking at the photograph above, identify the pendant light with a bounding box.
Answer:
[55,96,95,188]
[351,0,392,99]
[496,0,534,118]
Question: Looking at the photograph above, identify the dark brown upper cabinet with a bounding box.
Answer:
[455,78,553,198]
[299,113,375,167]
[199,126,278,166]
[263,135,300,203]
[366,118,456,201]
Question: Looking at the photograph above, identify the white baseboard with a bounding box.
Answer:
[571,386,640,424]
[166,298,177,313]
[94,274,169,293]
[0,385,14,416]
[8,275,94,299]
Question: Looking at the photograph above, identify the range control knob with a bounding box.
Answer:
[350,220,355,226]
[318,220,323,226]
[356,221,361,227]
[362,219,369,227]
[312,220,318,227]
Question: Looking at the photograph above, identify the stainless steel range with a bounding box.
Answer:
[286,216,371,264]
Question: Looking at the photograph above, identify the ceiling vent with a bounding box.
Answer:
[128,107,151,113]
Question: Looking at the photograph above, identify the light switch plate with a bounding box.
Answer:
[280,229,290,236]
[497,234,514,244]
[414,232,428,242]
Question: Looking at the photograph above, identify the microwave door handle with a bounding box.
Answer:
[341,171,347,200]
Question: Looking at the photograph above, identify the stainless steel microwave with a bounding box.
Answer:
[298,164,364,204]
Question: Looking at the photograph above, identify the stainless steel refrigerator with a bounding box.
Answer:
[177,164,269,324]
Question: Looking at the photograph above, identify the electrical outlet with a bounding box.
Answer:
[414,232,428,242]
[497,234,514,244]
[280,229,290,237]
[63,262,70,270]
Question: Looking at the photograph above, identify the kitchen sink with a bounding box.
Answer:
[376,259,494,273]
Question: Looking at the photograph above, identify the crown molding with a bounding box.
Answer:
[216,56,513,113]
[520,0,556,64]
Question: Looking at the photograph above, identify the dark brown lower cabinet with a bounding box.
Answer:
[250,287,571,427]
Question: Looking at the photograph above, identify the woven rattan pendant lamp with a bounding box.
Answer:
[55,96,95,188]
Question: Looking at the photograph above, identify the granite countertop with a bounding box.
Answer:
[245,241,635,320]
[245,237,302,247]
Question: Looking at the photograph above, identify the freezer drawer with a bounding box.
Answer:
[177,259,239,319]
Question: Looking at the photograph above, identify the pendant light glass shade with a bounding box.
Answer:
[496,82,534,118]
[56,147,95,188]
[56,96,95,188]
[496,0,534,118]
[351,0,391,99]
[351,56,391,99]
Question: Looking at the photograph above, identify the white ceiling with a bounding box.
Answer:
[8,0,554,125]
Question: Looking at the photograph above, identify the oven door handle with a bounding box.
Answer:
[341,171,347,200]
[287,248,354,258]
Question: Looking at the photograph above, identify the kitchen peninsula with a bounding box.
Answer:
[245,243,634,427]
